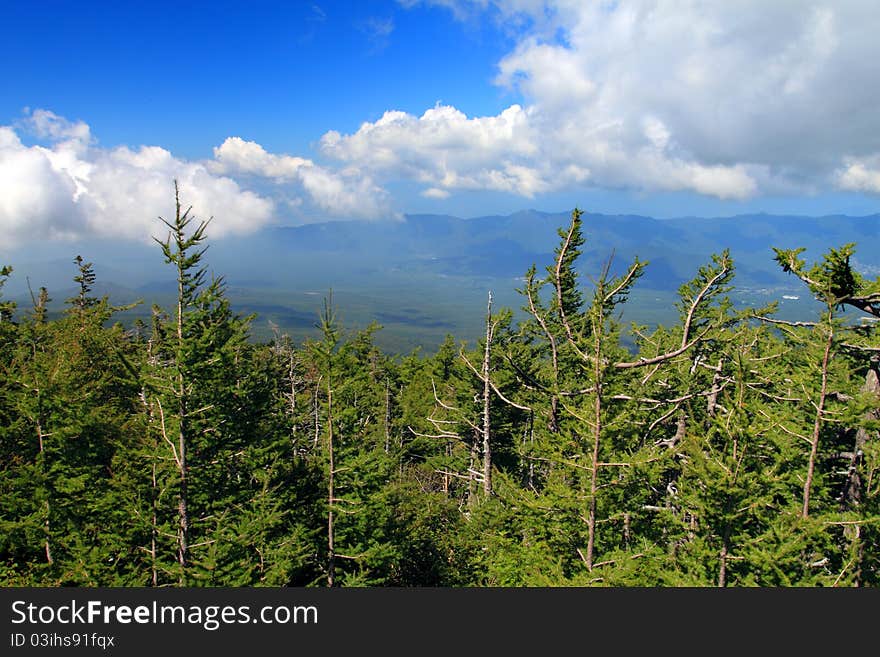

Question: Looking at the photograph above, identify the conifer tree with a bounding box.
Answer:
[772,244,880,584]
[143,181,288,585]
[1,257,139,584]
[494,210,735,580]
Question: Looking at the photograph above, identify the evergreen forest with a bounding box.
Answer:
[2,187,878,587]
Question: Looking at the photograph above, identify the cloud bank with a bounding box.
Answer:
[0,111,274,244]
[371,1,880,200]
[0,111,392,244]
[210,137,390,220]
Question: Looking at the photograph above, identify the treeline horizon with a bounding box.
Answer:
[1,187,878,587]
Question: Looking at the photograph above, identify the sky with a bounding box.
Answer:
[2,0,880,246]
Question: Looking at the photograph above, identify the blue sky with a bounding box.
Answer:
[2,2,513,155]
[2,0,880,244]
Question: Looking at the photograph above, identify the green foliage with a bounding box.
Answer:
[0,265,14,323]
[1,205,877,587]
[774,244,861,308]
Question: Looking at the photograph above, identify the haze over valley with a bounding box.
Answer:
[6,209,878,352]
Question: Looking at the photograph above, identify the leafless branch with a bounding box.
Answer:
[614,325,714,369]
[646,403,682,443]
[840,343,880,353]
[680,255,731,348]
[524,269,561,382]
[155,398,181,468]
[459,348,532,411]
[431,378,459,412]
[603,261,643,306]
[409,426,460,441]
[755,315,817,328]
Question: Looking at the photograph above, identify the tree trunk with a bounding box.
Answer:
[468,428,479,509]
[707,359,724,417]
[289,352,297,444]
[442,441,450,495]
[144,391,159,587]
[549,396,559,433]
[313,384,320,449]
[171,186,190,586]
[482,291,493,497]
[326,388,336,587]
[803,323,834,519]
[586,330,603,571]
[586,390,601,571]
[37,416,52,565]
[846,358,879,507]
[384,379,391,455]
[150,461,158,587]
[175,282,189,584]
[846,357,878,587]
[177,400,188,585]
[673,413,687,447]
[718,544,728,588]
[526,411,535,490]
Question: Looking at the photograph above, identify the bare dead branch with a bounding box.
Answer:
[524,270,561,385]
[603,261,643,306]
[155,398,181,468]
[841,343,880,353]
[614,325,713,369]
[755,315,817,328]
[646,403,682,444]
[409,426,460,441]
[680,255,732,348]
[431,378,459,412]
[459,347,532,411]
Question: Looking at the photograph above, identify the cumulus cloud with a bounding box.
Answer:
[81,145,274,240]
[211,136,392,219]
[0,127,84,243]
[320,103,589,198]
[421,187,451,199]
[0,112,274,244]
[837,156,880,194]
[0,111,397,245]
[376,1,880,200]
[212,137,312,180]
[25,109,92,144]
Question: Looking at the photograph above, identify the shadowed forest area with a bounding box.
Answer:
[1,189,878,587]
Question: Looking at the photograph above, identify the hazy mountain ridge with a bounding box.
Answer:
[263,209,880,288]
[5,211,879,352]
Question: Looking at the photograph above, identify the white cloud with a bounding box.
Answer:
[0,127,83,243]
[320,103,582,198]
[24,109,92,145]
[837,156,880,194]
[83,145,274,240]
[421,187,450,199]
[212,137,312,180]
[0,111,397,245]
[379,1,880,200]
[211,136,392,219]
[0,112,274,244]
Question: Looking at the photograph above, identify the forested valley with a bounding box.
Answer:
[1,189,878,587]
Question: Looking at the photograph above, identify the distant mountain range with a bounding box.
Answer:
[6,210,880,352]
[259,210,880,287]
